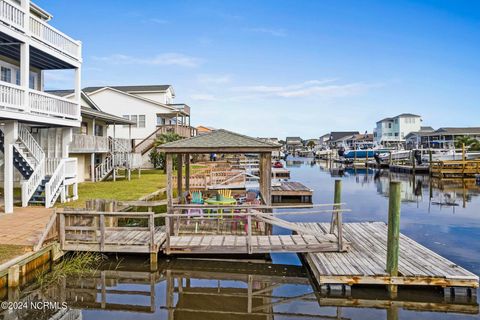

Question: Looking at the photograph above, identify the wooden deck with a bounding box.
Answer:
[271,181,313,203]
[166,233,340,254]
[300,222,479,288]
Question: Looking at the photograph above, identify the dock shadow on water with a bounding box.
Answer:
[1,158,479,319]
[1,255,478,320]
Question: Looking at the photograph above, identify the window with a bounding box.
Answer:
[130,115,137,128]
[1,67,11,83]
[15,70,20,85]
[29,73,37,90]
[157,115,166,126]
[388,123,392,129]
[394,133,399,137]
[74,122,88,135]
[138,115,146,128]
[95,124,103,136]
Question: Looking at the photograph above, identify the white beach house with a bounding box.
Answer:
[83,85,196,167]
[0,0,82,212]
[373,113,422,146]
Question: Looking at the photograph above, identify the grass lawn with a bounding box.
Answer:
[0,245,30,264]
[59,169,167,208]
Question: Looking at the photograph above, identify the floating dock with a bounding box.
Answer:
[299,222,479,289]
[271,181,313,204]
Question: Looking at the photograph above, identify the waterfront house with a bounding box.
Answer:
[328,131,359,148]
[405,127,480,149]
[404,126,435,149]
[83,85,197,167]
[0,0,82,212]
[318,133,331,148]
[285,137,303,152]
[47,90,138,182]
[373,113,422,146]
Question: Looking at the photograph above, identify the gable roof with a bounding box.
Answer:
[83,85,172,94]
[436,127,480,134]
[329,131,359,141]
[46,90,135,125]
[157,129,280,153]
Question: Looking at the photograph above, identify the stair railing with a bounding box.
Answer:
[21,157,45,206]
[18,123,44,163]
[45,158,66,208]
[18,124,46,207]
[94,155,113,181]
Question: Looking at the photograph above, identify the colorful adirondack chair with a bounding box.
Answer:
[218,189,233,199]
[188,190,204,232]
[191,190,204,204]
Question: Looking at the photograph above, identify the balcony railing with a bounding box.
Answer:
[0,0,81,61]
[0,82,80,121]
[29,89,79,120]
[0,0,24,31]
[0,81,24,111]
[70,134,109,153]
[157,124,196,138]
[29,15,81,60]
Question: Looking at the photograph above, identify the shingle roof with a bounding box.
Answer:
[83,85,171,93]
[157,129,280,153]
[436,127,480,134]
[329,131,359,141]
[81,107,135,125]
[45,89,74,97]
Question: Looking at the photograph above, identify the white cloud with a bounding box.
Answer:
[197,74,232,84]
[92,53,202,67]
[190,93,217,101]
[231,79,378,98]
[247,27,287,37]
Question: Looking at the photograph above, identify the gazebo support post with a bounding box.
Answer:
[177,153,183,202]
[166,153,173,255]
[185,153,190,192]
[259,152,272,206]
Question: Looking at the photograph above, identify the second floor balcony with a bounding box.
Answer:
[0,0,81,61]
[0,81,80,122]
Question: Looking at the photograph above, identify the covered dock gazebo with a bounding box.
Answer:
[157,129,281,209]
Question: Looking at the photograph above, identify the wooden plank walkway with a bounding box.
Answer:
[166,233,339,254]
[300,222,479,288]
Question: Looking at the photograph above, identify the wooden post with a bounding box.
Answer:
[177,154,183,201]
[386,181,401,296]
[462,143,466,176]
[330,180,342,234]
[7,265,20,288]
[166,153,173,254]
[247,212,252,254]
[429,149,433,175]
[389,151,393,166]
[59,212,65,250]
[99,213,105,252]
[185,153,190,192]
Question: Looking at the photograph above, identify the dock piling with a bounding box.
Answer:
[386,181,401,296]
[330,180,342,237]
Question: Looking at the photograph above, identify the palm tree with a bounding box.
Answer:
[455,136,480,151]
[149,133,183,169]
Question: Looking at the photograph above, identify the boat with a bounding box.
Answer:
[273,161,284,168]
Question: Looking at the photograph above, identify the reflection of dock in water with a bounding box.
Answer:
[9,258,474,318]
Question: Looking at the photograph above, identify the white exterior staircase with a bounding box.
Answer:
[94,137,141,181]
[0,124,77,208]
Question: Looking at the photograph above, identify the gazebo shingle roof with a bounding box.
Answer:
[157,129,280,153]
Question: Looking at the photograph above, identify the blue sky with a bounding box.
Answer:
[37,0,480,138]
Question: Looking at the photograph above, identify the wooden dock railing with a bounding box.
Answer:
[58,210,162,254]
[165,203,350,254]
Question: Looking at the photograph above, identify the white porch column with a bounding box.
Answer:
[74,65,81,119]
[20,42,29,113]
[61,128,72,158]
[20,0,30,33]
[3,121,18,214]
[91,118,96,181]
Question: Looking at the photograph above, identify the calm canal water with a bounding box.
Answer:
[4,157,480,319]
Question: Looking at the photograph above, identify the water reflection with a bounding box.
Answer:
[1,258,478,320]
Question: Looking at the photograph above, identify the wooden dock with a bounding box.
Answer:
[272,181,313,204]
[167,233,340,254]
[300,222,479,289]
[431,159,480,178]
